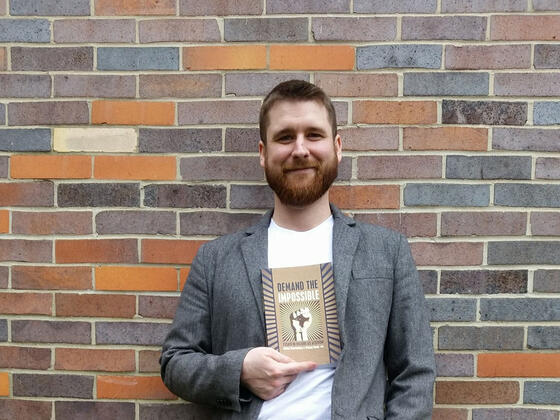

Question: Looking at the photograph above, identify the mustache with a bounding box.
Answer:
[282,162,320,172]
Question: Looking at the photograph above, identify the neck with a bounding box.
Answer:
[271,192,332,232]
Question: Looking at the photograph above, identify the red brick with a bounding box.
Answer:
[56,293,136,318]
[531,212,560,235]
[0,48,6,70]
[0,182,52,207]
[0,239,52,263]
[410,242,483,266]
[315,73,397,97]
[8,101,89,125]
[433,408,468,420]
[358,156,442,180]
[270,45,354,70]
[183,46,266,70]
[0,210,8,234]
[139,19,220,42]
[0,401,51,419]
[0,346,51,370]
[12,320,90,344]
[95,0,176,15]
[353,213,437,237]
[11,155,91,179]
[97,375,176,400]
[92,101,175,126]
[55,348,135,372]
[446,45,531,70]
[95,266,177,291]
[138,295,179,319]
[403,127,488,151]
[353,101,437,124]
[12,266,92,290]
[11,47,93,71]
[0,292,52,315]
[330,185,400,210]
[139,350,161,372]
[436,381,519,404]
[491,15,560,40]
[141,239,205,264]
[12,211,92,235]
[442,212,527,236]
[478,353,560,377]
[139,74,221,98]
[338,127,398,151]
[56,239,137,264]
[54,19,135,43]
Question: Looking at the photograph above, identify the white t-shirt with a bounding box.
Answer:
[258,216,335,420]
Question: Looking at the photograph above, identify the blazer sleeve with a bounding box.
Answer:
[384,234,436,420]
[160,244,251,412]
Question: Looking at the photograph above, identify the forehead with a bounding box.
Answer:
[266,100,330,132]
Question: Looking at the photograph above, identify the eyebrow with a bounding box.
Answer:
[272,126,328,140]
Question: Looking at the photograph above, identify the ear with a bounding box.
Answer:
[258,140,266,168]
[334,134,342,163]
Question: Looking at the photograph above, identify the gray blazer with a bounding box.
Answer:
[161,205,435,420]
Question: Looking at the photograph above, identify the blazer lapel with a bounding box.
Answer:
[331,205,360,342]
[240,211,272,333]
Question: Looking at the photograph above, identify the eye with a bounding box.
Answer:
[308,132,323,140]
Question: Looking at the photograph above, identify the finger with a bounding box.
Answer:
[277,360,317,376]
[267,350,295,364]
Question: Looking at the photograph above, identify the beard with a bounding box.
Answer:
[264,153,338,207]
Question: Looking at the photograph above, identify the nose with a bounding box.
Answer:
[291,134,309,158]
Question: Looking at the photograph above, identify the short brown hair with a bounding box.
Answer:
[259,80,337,143]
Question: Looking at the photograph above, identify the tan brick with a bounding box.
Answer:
[183,46,266,70]
[315,73,397,97]
[433,408,468,420]
[95,0,176,15]
[446,45,531,69]
[0,48,6,71]
[353,101,437,124]
[403,127,488,151]
[436,381,519,404]
[270,45,354,70]
[491,15,560,40]
[54,128,137,153]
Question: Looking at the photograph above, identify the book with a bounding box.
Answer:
[261,263,341,366]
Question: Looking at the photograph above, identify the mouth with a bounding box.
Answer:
[283,166,317,174]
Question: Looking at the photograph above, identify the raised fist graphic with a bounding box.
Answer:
[290,307,312,341]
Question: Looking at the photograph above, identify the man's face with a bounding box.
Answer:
[259,100,342,207]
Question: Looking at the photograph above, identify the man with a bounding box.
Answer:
[161,80,435,419]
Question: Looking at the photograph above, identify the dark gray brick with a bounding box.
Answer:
[181,211,262,236]
[435,353,474,377]
[55,75,136,98]
[140,403,217,420]
[11,0,90,15]
[144,184,226,208]
[97,48,179,71]
[442,0,526,12]
[534,0,560,10]
[493,128,560,152]
[0,129,51,152]
[0,19,50,42]
[58,183,140,207]
[495,73,560,96]
[0,157,7,178]
[96,322,170,346]
[473,408,559,420]
[267,0,349,13]
[425,298,476,321]
[441,270,527,294]
[312,17,396,41]
[438,326,524,350]
[180,156,263,181]
[225,128,260,152]
[357,45,441,69]
[12,47,93,71]
[8,102,89,126]
[230,185,274,209]
[0,105,4,125]
[96,211,176,235]
[225,18,307,42]
[56,401,135,420]
[534,270,560,293]
[139,128,221,153]
[179,0,262,15]
[333,102,348,125]
[535,44,560,68]
[495,184,560,207]
[138,296,179,319]
[178,101,260,125]
[0,74,51,98]
[14,374,93,398]
[534,102,560,125]
[524,382,560,404]
[480,298,560,321]
[225,73,309,97]
[489,241,560,265]
[354,0,436,13]
[419,270,437,294]
[12,320,90,344]
[404,184,490,207]
[446,156,531,180]
[404,72,489,96]
[443,100,527,125]
[528,327,560,349]
[0,319,7,341]
[402,16,486,40]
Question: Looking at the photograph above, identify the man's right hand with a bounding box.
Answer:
[240,347,317,401]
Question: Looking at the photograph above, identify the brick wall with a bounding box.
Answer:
[1,0,559,419]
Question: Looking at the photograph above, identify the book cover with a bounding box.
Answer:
[261,263,341,365]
